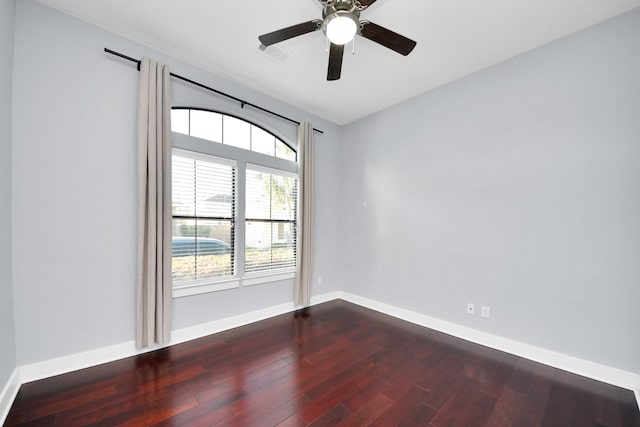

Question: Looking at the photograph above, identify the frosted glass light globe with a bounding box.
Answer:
[325,13,358,45]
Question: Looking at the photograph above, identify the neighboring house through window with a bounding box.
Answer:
[170,108,298,297]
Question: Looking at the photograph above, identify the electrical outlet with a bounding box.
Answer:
[481,306,491,319]
[467,303,475,315]
[317,276,323,285]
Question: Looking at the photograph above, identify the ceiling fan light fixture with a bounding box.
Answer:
[258,0,417,81]
[325,11,358,45]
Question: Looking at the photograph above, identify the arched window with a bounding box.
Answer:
[170,108,298,296]
[171,108,296,161]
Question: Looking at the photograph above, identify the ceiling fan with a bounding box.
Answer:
[258,0,417,81]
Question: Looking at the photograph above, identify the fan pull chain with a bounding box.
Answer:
[352,36,356,55]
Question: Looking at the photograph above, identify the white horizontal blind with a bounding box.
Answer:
[245,165,297,274]
[171,149,236,285]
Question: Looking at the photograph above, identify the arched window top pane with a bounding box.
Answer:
[223,116,250,150]
[251,125,275,157]
[190,110,222,143]
[171,108,296,161]
[276,140,296,161]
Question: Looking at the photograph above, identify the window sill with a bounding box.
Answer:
[172,271,296,298]
[173,279,240,298]
[243,271,295,287]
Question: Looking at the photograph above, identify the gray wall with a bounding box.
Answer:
[11,0,341,365]
[0,0,17,387]
[340,8,640,373]
[8,0,639,376]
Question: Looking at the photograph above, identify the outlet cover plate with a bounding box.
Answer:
[481,306,491,318]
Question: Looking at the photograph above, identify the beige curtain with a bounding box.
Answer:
[136,58,172,348]
[295,122,314,306]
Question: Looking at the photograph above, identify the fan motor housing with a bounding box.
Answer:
[323,0,360,19]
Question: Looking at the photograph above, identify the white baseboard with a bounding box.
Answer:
[4,290,639,424]
[19,291,341,384]
[19,340,140,385]
[338,291,640,393]
[0,368,20,424]
[170,291,339,345]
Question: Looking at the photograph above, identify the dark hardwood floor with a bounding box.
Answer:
[5,300,640,426]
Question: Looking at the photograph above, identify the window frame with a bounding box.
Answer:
[244,163,298,277]
[170,108,298,298]
[171,107,297,161]
[171,149,237,293]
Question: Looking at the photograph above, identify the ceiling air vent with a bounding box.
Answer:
[258,44,292,63]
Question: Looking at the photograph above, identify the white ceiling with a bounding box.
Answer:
[36,0,640,125]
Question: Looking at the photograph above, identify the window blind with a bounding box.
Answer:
[245,164,298,275]
[171,149,236,285]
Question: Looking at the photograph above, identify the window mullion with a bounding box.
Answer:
[193,159,198,281]
[269,176,274,270]
[235,159,246,279]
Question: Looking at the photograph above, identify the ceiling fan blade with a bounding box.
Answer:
[358,0,378,7]
[327,43,344,81]
[259,20,322,46]
[360,21,417,56]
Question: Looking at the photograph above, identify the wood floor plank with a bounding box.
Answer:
[421,353,471,410]
[620,388,640,427]
[484,387,529,427]
[429,378,497,427]
[306,403,352,427]
[370,385,434,426]
[277,413,308,427]
[54,388,169,426]
[541,381,574,426]
[298,365,378,423]
[117,392,199,427]
[505,358,535,394]
[335,392,394,426]
[303,364,366,402]
[512,362,553,426]
[150,400,234,427]
[5,300,639,427]
[27,385,117,421]
[6,414,57,427]
[219,393,312,427]
[468,353,518,398]
[341,376,390,412]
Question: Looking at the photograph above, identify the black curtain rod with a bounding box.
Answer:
[104,48,323,135]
